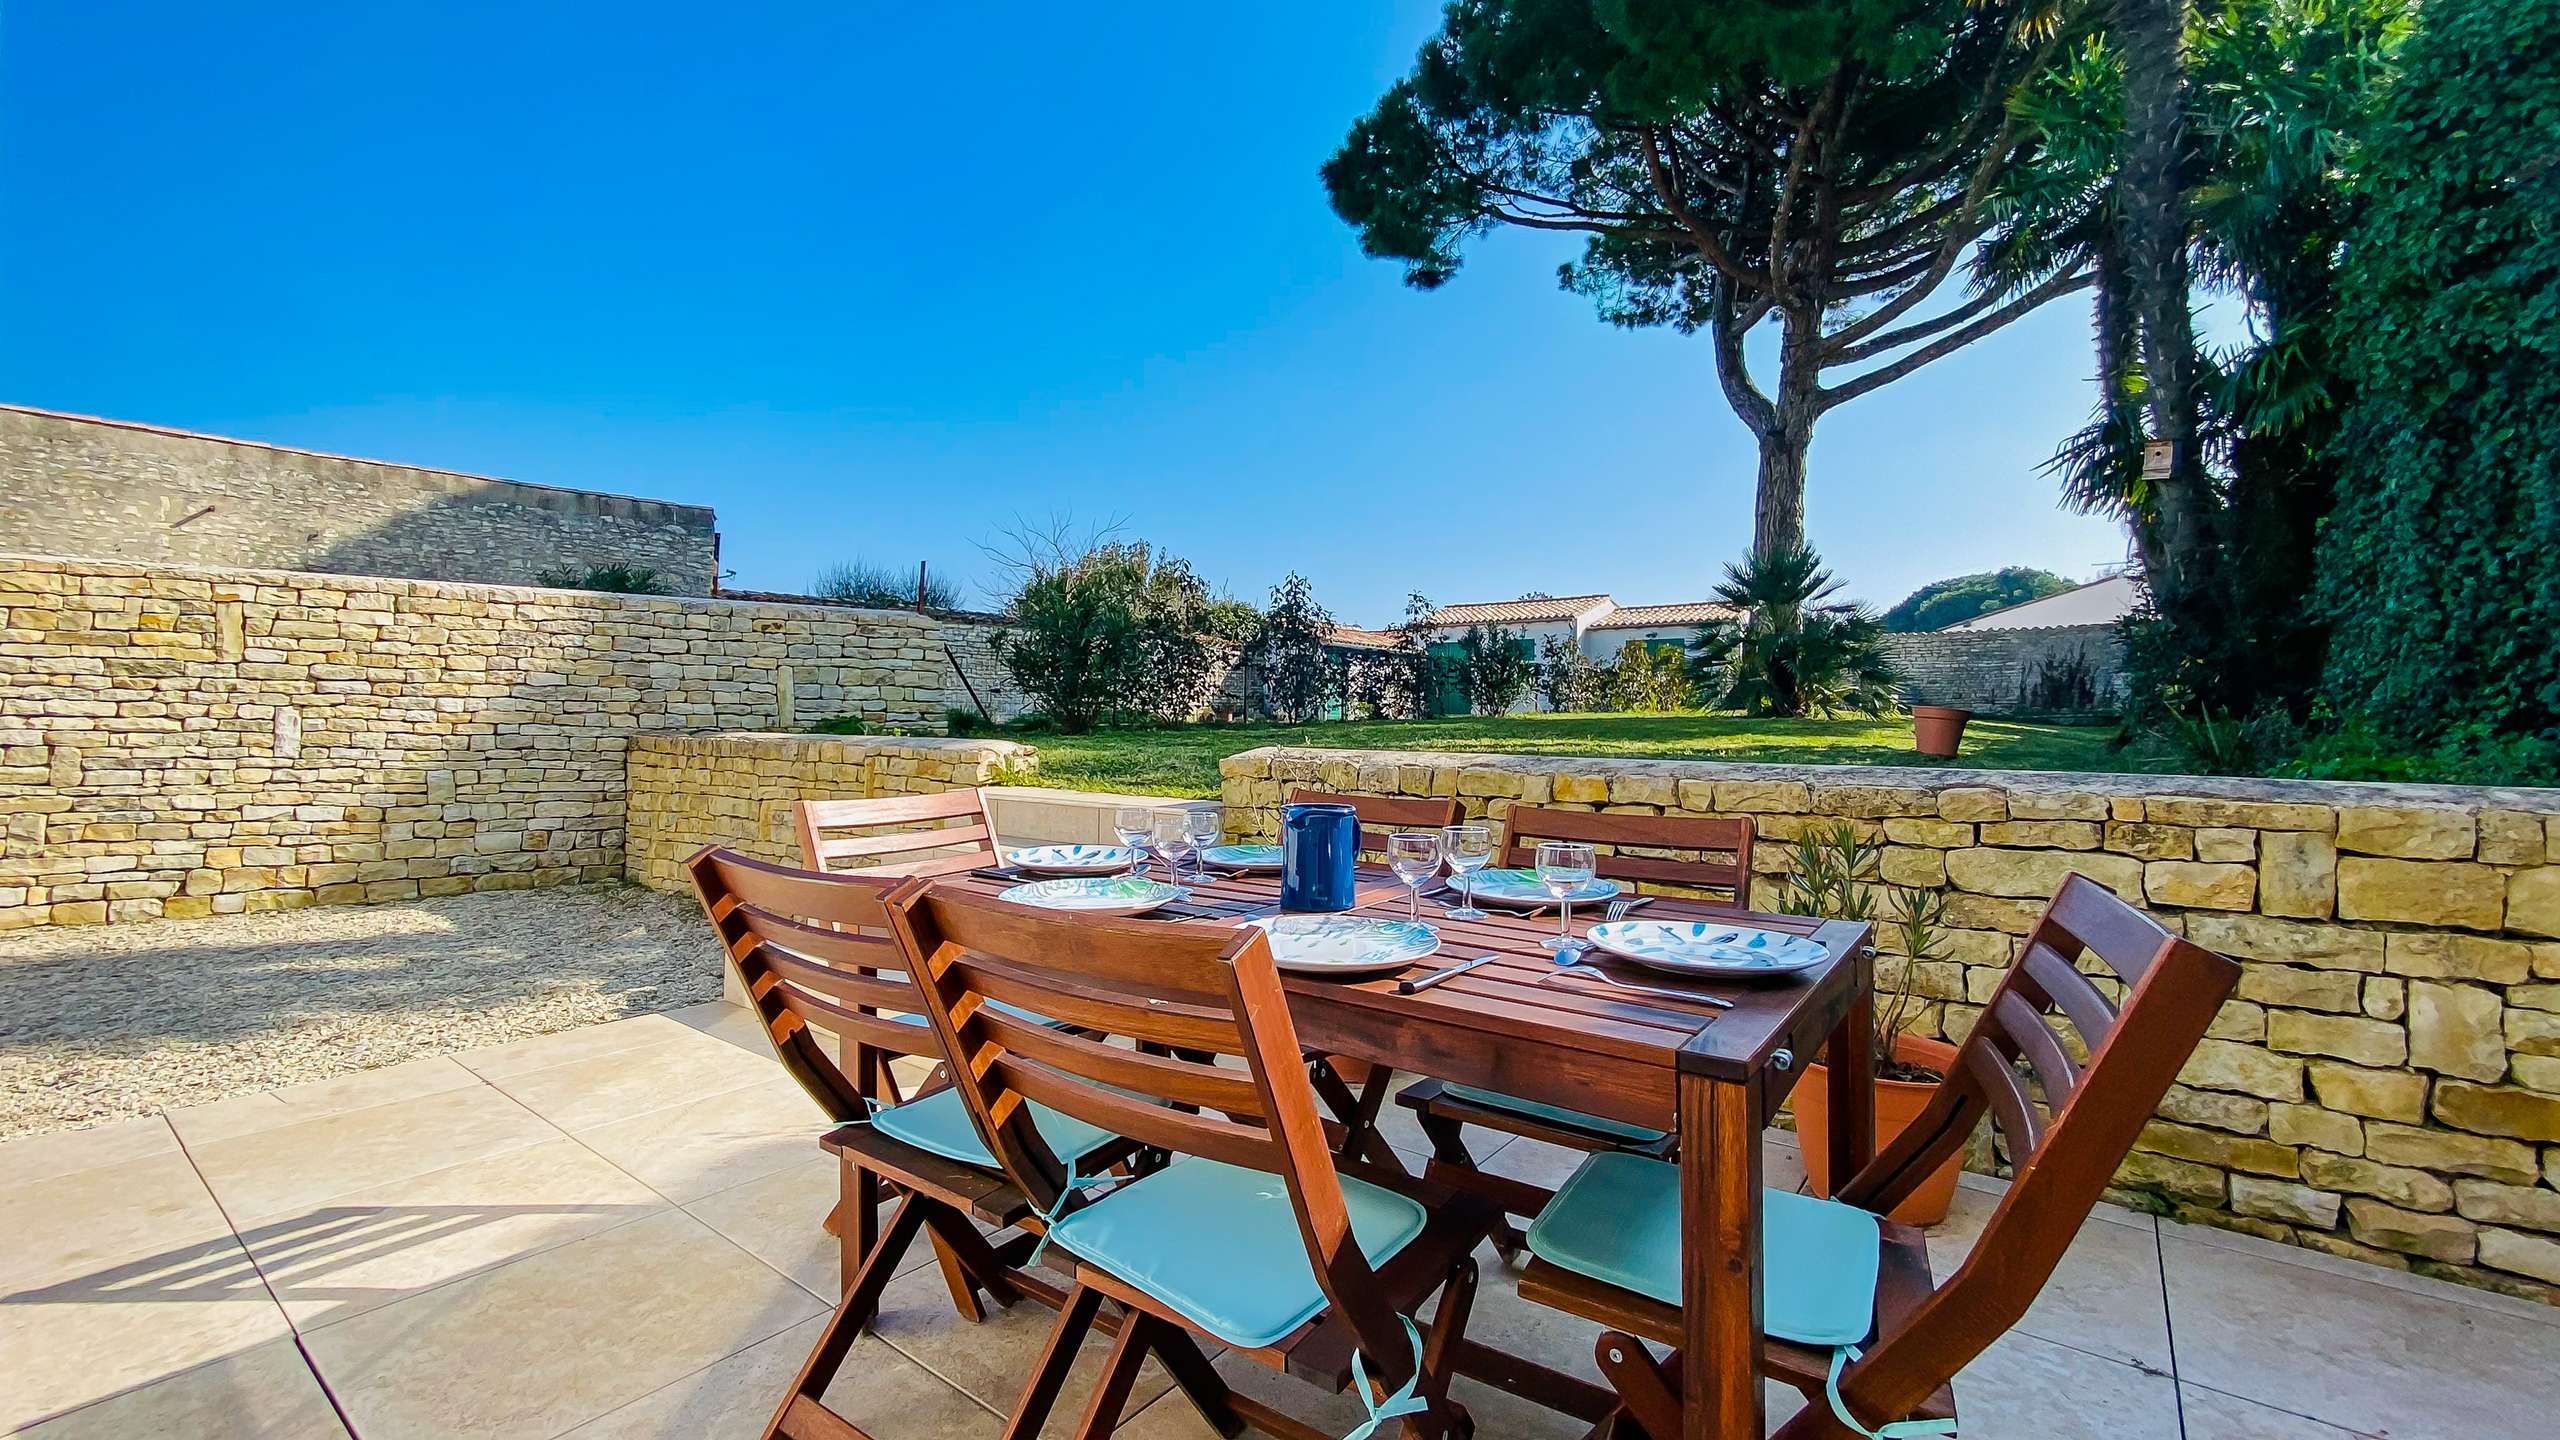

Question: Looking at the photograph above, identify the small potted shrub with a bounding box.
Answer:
[1910,704,1973,758]
[1777,822,1965,1225]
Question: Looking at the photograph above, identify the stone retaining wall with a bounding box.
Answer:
[0,555,950,928]
[1220,745,2560,1302]
[1879,622,2126,717]
[622,732,1034,890]
[0,405,721,595]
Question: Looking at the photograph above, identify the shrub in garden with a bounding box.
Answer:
[1689,546,1898,719]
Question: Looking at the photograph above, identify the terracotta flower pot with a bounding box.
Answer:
[1796,1031,1964,1226]
[1910,704,1973,759]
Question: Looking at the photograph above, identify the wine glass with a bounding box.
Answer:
[1386,832,1443,920]
[1152,808,1196,886]
[1534,840,1598,952]
[1114,804,1155,877]
[1184,804,1224,875]
[1441,824,1494,919]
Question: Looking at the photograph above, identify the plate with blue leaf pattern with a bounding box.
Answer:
[1000,876,1186,916]
[1462,867,1620,909]
[1241,915,1441,976]
[1004,844,1142,876]
[1583,921,1828,978]
[1196,843,1284,872]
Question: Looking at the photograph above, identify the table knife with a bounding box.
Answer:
[1396,953,1499,994]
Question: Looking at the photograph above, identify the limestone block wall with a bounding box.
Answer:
[0,405,720,594]
[623,732,1035,890]
[1879,622,2126,717]
[938,616,1037,722]
[1221,745,2560,1303]
[0,555,950,929]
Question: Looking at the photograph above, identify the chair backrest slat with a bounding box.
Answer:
[1495,805,1755,901]
[1286,788,1463,855]
[686,846,945,1124]
[796,791,1000,877]
[1831,873,2237,1427]
[888,884,1416,1365]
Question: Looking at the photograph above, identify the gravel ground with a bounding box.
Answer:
[0,884,722,1139]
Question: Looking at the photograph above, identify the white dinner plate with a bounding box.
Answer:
[1583,921,1829,978]
[1005,844,1142,877]
[999,876,1185,916]
[1462,867,1620,910]
[1241,915,1441,976]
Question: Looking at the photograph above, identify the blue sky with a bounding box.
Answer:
[0,2,2132,622]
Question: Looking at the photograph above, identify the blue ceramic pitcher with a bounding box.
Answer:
[1278,802,1359,913]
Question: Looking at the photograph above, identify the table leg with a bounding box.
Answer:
[1680,1070,1763,1440]
[1826,945,1877,1188]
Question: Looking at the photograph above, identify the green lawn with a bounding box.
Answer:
[1008,712,2119,798]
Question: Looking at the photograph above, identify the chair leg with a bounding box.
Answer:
[1067,1306,1156,1439]
[840,1158,883,1298]
[918,1201,1025,1312]
[1417,1115,1525,1255]
[1148,1320,1245,1438]
[1002,1282,1105,1440]
[1593,1333,1682,1440]
[928,1230,989,1323]
[763,1194,927,1440]
[1405,1257,1478,1440]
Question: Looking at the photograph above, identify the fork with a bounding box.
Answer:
[1540,957,1734,1009]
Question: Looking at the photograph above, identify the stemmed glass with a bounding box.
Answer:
[1184,804,1224,878]
[1441,824,1494,919]
[1534,840,1598,952]
[1387,832,1444,921]
[1114,805,1155,878]
[1152,808,1197,887]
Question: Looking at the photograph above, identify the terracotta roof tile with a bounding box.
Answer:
[1588,602,1740,629]
[1422,594,1616,627]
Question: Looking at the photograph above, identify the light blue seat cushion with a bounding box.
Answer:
[868,1087,1123,1170]
[1044,1158,1430,1350]
[1525,1151,1879,1347]
[1439,1083,1669,1145]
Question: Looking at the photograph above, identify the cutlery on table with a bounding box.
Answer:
[1395,954,1499,995]
[1540,955,1735,1009]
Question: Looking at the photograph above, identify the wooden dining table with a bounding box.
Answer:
[945,861,1879,1440]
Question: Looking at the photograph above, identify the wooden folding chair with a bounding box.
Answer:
[1400,808,1758,1184]
[770,884,1498,1440]
[686,848,1140,1354]
[1284,787,1462,858]
[795,790,1001,878]
[1512,874,2238,1440]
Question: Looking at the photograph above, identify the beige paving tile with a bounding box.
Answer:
[239,1136,669,1331]
[167,1057,481,1146]
[449,1011,710,1081]
[665,999,775,1057]
[184,1083,560,1221]
[562,1315,1001,1439]
[572,1076,831,1203]
[2164,1226,2560,1438]
[302,1207,823,1440]
[1941,1167,2157,1242]
[0,1236,292,1433]
[1927,1189,2171,1372]
[0,1147,235,1293]
[2163,1210,2560,1327]
[490,1030,783,1132]
[0,1115,178,1186]
[2179,1383,2381,1440]
[20,1335,349,1440]
[868,1257,1182,1437]
[1949,1330,2181,1440]
[684,1153,949,1301]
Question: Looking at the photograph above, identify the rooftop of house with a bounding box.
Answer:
[1321,622,1406,650]
[1588,601,1741,629]
[1944,573,2142,632]
[1419,593,1735,632]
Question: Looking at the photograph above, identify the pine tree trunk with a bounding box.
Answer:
[1751,310,1826,559]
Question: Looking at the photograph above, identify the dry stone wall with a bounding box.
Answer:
[0,406,720,594]
[1221,745,2560,1303]
[0,555,949,929]
[623,732,1034,890]
[1878,622,2126,717]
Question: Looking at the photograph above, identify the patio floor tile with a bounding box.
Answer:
[300,1206,822,1440]
[2178,1383,2381,1439]
[166,1056,481,1147]
[16,1336,349,1440]
[182,1083,561,1222]
[487,1030,783,1133]
[0,1114,178,1185]
[682,1153,945,1301]
[865,1254,1183,1438]
[1928,1187,2172,1372]
[664,998,775,1056]
[570,1076,831,1203]
[560,1316,1001,1439]
[0,1234,293,1433]
[1950,1330,2182,1440]
[450,1012,709,1082]
[2162,1224,2560,1438]
[239,1136,669,1332]
[0,1145,236,1294]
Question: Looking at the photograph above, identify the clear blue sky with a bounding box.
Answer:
[0,2,2131,621]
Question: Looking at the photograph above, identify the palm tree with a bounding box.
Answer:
[1690,548,1901,719]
